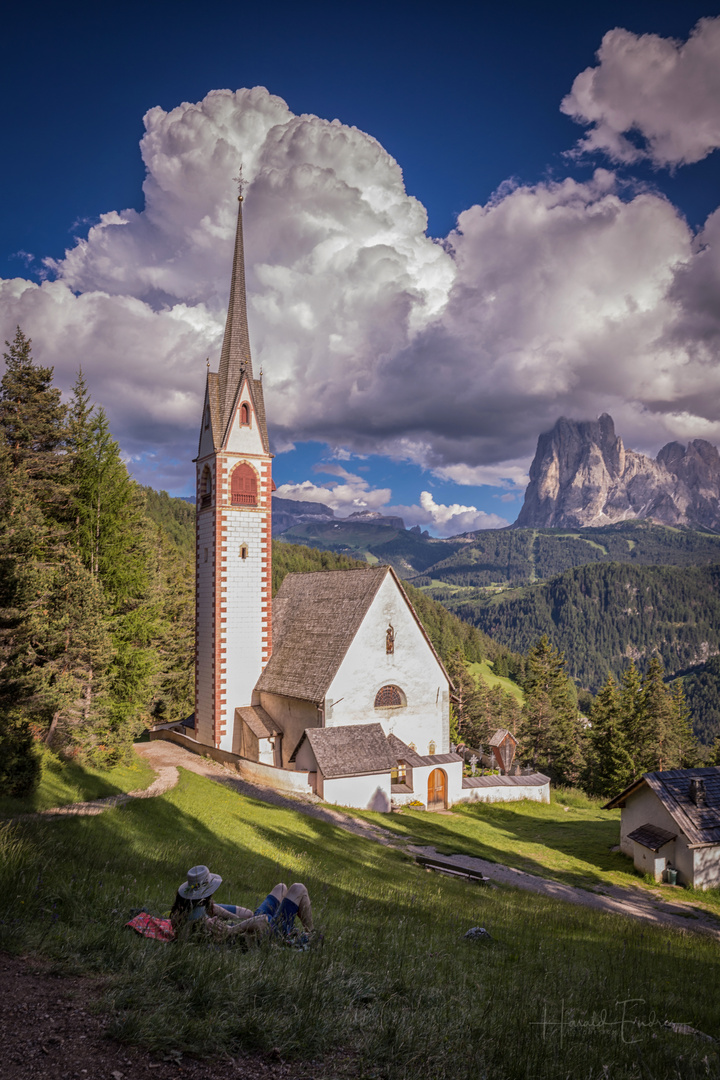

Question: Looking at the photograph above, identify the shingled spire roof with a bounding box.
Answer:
[204,191,269,453]
[218,194,253,432]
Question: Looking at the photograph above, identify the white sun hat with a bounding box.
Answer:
[177,865,222,900]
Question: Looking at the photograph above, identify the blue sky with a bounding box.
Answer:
[2,2,720,533]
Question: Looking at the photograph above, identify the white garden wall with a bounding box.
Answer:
[321,772,392,812]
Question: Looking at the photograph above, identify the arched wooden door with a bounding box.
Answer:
[427,769,447,811]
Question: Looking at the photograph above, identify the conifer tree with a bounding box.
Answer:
[585,674,633,796]
[619,662,647,778]
[517,636,584,784]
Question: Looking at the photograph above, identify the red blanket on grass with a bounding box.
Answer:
[126,912,175,942]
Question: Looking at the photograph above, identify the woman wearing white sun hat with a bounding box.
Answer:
[170,865,313,940]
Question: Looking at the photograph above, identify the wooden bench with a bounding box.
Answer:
[414,854,490,884]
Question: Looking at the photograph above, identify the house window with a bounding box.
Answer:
[428,741,436,756]
[386,624,395,655]
[200,467,212,509]
[231,462,258,506]
[240,402,250,426]
[240,544,248,560]
[374,684,406,708]
[391,762,407,784]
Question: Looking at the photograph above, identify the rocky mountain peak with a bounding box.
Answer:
[514,415,720,529]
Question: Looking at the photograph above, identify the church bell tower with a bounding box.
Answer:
[194,191,273,751]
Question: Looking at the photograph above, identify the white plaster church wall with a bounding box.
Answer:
[456,780,550,805]
[218,464,268,752]
[325,574,450,754]
[321,772,392,812]
[258,692,319,767]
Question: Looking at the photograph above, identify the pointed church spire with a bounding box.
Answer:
[218,189,253,431]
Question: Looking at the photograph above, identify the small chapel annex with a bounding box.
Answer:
[155,190,550,812]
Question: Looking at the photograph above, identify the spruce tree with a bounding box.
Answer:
[585,674,633,796]
[619,663,647,778]
[518,636,584,784]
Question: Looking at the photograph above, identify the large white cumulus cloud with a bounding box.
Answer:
[562,17,720,167]
[1,74,719,501]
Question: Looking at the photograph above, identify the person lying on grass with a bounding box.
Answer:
[170,865,313,943]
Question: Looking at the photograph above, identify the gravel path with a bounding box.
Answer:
[407,844,720,941]
[9,765,179,820]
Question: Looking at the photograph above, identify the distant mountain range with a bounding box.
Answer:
[515,413,720,530]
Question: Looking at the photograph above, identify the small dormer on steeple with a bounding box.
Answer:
[199,187,270,457]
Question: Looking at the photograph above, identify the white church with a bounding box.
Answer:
[157,191,550,812]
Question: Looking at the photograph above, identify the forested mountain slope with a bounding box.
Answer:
[448,561,720,717]
[416,521,720,590]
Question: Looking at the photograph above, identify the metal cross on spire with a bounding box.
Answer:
[233,165,246,201]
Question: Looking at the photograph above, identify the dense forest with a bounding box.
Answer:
[446,561,720,743]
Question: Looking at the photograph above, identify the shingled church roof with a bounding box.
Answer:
[255,565,451,704]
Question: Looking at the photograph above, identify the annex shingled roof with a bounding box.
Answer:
[298,723,397,779]
[627,823,676,852]
[386,733,426,768]
[256,565,451,704]
[235,705,278,739]
[605,767,720,847]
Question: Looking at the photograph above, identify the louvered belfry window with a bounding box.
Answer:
[374,685,404,708]
[231,463,258,506]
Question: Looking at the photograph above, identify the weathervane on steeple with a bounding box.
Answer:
[234,165,246,202]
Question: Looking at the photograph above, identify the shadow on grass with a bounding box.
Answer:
[3,767,720,1079]
[0,751,155,818]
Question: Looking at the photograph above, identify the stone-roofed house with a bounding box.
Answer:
[605,767,720,888]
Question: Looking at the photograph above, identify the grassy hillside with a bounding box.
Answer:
[3,767,718,1079]
[469,660,525,704]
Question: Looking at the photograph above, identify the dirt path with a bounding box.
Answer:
[407,844,720,941]
[0,951,353,1080]
[10,765,179,820]
[134,741,398,844]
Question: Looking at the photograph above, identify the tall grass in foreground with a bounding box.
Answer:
[1,770,719,1080]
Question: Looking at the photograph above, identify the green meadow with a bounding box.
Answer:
[348,790,720,917]
[0,746,156,817]
[2,765,719,1080]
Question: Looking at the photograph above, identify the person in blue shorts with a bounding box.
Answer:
[171,865,313,941]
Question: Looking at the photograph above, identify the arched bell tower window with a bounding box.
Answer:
[240,402,251,426]
[374,685,406,709]
[231,462,258,506]
[200,467,212,509]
